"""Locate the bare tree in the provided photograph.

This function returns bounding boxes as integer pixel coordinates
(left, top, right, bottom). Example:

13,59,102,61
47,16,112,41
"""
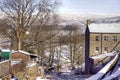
64,24,84,68
0,0,60,50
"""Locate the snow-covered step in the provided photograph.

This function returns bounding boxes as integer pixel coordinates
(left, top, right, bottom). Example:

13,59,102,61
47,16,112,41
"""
104,54,120,78
86,54,119,80
102,66,120,80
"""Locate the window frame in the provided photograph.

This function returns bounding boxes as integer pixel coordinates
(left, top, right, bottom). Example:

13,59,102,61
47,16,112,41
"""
104,36,108,41
95,47,99,52
113,36,117,41
95,36,99,41
104,47,108,51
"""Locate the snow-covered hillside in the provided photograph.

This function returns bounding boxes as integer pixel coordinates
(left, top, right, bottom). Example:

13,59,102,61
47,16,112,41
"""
59,13,120,25
93,16,120,23
58,13,120,34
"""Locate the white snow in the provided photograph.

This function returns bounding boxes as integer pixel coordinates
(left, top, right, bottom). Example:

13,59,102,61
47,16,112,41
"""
11,60,21,66
45,45,70,60
18,50,31,55
36,77,49,80
2,49,11,52
42,45,87,80
91,51,116,59
27,63,36,68
88,23,120,33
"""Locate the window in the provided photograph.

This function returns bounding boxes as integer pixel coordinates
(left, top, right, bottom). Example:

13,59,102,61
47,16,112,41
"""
104,47,108,53
113,36,117,41
95,36,99,41
104,47,108,51
104,36,108,41
95,47,99,52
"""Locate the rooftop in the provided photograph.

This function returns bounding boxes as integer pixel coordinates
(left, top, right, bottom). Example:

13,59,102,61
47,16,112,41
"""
88,23,120,33
12,50,38,57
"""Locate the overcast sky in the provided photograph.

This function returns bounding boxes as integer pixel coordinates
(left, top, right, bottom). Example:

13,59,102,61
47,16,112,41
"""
59,0,120,14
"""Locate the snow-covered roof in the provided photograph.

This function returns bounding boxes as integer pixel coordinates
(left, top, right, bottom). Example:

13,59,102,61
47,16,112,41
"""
88,23,120,33
12,50,31,55
90,51,116,59
13,50,38,57
2,49,11,52
18,50,31,55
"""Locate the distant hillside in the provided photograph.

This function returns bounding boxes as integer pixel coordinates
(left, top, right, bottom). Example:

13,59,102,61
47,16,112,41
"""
93,16,120,23
59,13,120,25
58,13,120,33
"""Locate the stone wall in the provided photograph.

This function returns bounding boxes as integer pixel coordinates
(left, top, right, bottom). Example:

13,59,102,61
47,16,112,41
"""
14,64,39,80
90,33,120,56
0,60,11,78
11,62,26,74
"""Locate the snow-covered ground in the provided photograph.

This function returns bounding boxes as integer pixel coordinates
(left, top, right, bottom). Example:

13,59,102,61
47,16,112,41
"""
53,68,87,80
27,62,37,68
42,45,87,79
36,77,49,80
43,62,88,80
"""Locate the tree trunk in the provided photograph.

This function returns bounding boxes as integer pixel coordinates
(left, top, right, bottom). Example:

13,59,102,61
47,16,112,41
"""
18,39,22,50
57,45,61,72
70,44,74,69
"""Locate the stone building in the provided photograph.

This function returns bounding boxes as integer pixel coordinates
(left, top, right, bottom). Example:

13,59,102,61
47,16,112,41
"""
85,23,120,74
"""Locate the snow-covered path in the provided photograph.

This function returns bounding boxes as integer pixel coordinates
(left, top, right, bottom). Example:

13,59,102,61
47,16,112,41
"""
44,63,88,80
53,72,87,80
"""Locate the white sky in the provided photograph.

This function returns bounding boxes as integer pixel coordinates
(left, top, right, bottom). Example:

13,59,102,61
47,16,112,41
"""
59,0,120,14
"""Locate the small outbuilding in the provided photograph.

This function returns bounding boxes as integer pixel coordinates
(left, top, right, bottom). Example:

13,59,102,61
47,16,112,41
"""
11,50,38,75
11,50,38,63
